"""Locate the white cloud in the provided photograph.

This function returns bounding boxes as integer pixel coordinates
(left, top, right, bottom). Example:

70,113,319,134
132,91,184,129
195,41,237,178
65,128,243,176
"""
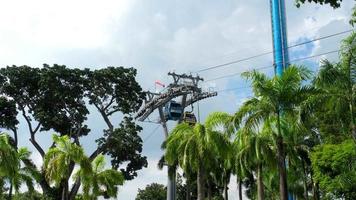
0,0,134,47
312,19,352,62
0,0,135,66
1,0,355,199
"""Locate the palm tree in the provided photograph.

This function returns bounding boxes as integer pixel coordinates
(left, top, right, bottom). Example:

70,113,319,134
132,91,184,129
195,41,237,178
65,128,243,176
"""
313,33,356,141
205,112,235,200
45,135,124,200
280,114,316,200
235,123,275,200
0,133,36,199
44,135,85,200
8,148,36,198
74,154,124,199
164,121,228,200
0,134,17,173
207,142,233,200
235,65,314,200
0,133,18,199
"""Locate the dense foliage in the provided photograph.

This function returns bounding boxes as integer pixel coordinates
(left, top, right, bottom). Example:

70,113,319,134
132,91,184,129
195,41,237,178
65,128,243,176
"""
0,65,145,199
135,174,200,200
295,0,356,25
135,183,166,200
1,5,356,199
310,140,356,199
295,0,343,8
0,134,38,200
163,33,356,200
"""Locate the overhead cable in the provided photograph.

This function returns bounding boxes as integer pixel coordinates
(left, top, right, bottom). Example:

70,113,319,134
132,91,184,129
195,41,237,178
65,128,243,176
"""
143,125,161,141
204,49,340,82
195,29,353,73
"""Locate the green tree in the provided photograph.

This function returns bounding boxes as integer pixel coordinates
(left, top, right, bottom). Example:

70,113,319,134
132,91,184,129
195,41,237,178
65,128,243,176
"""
75,154,124,199
295,0,342,8
236,126,275,200
176,173,197,200
290,33,356,200
135,183,166,200
205,112,235,200
44,135,86,200
295,0,356,25
313,33,356,141
135,175,194,200
0,134,36,200
0,98,18,146
164,121,228,200
310,139,356,199
0,133,17,199
302,32,356,200
235,65,314,200
279,115,314,200
12,191,52,200
45,135,125,200
0,65,146,199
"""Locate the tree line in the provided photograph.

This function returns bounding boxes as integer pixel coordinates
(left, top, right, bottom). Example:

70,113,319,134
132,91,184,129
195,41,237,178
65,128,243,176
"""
161,33,356,200
1,1,356,200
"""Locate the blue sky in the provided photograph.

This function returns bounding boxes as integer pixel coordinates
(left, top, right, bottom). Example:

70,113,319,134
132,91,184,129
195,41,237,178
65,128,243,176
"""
0,0,354,199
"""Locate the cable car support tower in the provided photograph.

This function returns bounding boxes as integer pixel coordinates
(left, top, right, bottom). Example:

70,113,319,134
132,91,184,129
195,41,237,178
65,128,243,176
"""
135,72,217,200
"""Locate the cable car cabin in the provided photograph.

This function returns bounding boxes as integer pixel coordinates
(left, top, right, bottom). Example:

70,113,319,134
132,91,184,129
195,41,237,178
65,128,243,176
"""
183,111,197,126
164,101,183,121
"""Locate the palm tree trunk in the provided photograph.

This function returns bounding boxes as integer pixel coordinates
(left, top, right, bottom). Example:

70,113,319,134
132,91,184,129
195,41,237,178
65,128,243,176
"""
8,182,13,200
69,179,81,200
197,165,205,200
223,180,228,200
40,171,59,199
186,178,191,200
310,170,319,200
207,181,212,200
238,178,243,200
349,101,356,141
167,167,176,200
312,182,320,200
277,111,288,200
277,136,288,200
11,128,18,149
346,57,356,141
302,161,308,200
257,163,265,200
62,187,68,200
61,180,69,200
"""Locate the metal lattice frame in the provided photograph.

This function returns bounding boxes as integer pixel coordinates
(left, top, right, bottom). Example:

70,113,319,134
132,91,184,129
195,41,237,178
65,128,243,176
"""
135,73,217,122
135,72,216,200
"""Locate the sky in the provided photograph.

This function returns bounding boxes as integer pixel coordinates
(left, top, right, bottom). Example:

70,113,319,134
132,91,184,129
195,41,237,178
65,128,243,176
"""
0,0,355,199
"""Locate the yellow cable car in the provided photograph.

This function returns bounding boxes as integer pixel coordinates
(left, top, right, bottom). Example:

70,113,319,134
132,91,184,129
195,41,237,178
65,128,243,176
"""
183,111,197,126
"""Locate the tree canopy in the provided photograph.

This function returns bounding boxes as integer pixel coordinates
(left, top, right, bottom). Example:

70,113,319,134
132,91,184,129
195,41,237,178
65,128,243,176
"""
311,140,356,199
295,0,356,25
0,64,146,199
295,0,343,8
135,183,166,200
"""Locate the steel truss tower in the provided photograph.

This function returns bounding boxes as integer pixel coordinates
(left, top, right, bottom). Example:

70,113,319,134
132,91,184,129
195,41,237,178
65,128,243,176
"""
135,72,217,200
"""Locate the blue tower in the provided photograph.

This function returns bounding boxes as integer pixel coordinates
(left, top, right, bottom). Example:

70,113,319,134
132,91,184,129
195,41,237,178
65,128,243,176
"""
270,0,293,200
270,0,290,76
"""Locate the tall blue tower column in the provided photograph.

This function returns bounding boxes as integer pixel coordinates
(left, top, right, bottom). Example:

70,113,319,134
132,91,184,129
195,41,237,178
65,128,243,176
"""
270,0,289,76
270,0,294,200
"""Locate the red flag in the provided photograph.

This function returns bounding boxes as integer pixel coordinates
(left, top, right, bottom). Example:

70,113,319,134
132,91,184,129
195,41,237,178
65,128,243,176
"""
155,80,165,87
